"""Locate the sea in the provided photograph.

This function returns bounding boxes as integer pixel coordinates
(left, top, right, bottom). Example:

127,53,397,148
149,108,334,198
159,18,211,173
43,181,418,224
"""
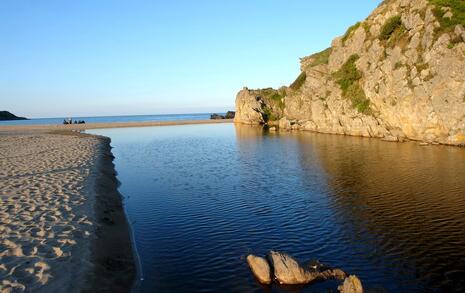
0,113,216,126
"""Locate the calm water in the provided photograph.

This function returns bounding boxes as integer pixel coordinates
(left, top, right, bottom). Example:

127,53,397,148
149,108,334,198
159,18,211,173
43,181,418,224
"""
88,124,465,293
0,113,216,125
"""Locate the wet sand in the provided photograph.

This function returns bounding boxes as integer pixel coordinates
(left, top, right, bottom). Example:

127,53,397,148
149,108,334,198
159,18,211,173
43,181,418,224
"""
0,132,134,292
0,119,233,133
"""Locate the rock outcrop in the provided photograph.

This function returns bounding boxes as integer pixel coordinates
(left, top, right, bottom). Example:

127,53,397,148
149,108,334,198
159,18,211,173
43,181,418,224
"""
246,254,272,284
339,275,364,293
210,111,235,120
247,251,347,286
0,111,27,121
234,0,465,146
269,251,346,285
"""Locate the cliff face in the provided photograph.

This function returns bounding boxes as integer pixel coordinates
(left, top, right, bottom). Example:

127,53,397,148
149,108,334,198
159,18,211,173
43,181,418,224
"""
234,0,465,146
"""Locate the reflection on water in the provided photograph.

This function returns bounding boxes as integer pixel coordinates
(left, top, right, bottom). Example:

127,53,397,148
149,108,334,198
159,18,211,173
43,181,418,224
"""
88,124,465,292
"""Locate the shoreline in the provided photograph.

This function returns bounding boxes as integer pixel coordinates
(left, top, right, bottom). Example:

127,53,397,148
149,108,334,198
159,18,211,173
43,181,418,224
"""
82,133,136,292
0,119,233,132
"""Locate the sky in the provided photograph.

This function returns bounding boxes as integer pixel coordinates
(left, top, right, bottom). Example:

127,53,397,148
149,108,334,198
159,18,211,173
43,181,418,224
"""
0,0,382,118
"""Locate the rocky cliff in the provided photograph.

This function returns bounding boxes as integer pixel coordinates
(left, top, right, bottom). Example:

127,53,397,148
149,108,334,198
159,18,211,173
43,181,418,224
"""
234,0,465,146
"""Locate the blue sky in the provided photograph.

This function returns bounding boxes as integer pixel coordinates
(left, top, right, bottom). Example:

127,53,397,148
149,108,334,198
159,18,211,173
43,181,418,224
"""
0,0,381,118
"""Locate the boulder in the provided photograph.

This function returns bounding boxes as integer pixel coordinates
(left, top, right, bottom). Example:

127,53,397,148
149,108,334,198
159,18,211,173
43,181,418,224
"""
339,275,364,293
269,251,347,285
270,251,314,284
246,254,272,284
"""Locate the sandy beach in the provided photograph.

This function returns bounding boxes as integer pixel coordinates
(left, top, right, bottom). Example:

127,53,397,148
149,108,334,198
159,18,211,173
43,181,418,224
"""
0,119,233,133
0,131,134,292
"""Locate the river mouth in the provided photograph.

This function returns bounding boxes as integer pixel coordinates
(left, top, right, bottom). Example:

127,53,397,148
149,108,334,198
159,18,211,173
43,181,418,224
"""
89,124,465,292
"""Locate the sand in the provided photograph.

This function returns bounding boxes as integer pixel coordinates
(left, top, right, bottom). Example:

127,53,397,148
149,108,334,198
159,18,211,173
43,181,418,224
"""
0,119,231,292
0,131,134,292
0,119,233,133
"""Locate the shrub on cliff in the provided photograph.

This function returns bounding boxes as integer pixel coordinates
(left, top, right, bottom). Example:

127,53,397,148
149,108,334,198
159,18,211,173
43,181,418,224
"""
379,15,402,40
333,55,362,92
333,54,371,114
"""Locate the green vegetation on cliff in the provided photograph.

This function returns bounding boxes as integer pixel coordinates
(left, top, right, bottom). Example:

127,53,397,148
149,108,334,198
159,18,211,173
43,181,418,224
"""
290,72,307,90
333,55,362,90
379,15,402,40
342,22,361,46
309,47,332,67
428,0,465,34
255,88,286,121
379,15,409,49
333,55,371,114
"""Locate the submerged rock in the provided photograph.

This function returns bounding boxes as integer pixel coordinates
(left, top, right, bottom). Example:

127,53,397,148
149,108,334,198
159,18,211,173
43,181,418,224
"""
246,254,272,284
339,275,364,293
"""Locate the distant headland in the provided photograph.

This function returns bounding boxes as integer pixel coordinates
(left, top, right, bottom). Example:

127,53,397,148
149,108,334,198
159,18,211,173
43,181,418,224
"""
0,111,28,121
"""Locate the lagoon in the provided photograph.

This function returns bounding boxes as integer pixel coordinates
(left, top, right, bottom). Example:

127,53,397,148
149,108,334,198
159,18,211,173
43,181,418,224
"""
88,124,465,292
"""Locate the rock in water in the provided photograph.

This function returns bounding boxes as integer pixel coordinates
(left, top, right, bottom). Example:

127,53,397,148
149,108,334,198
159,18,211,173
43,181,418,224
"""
246,255,272,284
339,275,364,293
269,251,347,285
270,251,315,284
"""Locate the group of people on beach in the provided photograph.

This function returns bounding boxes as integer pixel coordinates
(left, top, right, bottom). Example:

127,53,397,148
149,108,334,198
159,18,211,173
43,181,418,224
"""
63,118,85,125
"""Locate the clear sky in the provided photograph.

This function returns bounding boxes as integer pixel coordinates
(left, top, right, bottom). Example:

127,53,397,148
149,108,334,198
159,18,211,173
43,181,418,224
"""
0,0,381,118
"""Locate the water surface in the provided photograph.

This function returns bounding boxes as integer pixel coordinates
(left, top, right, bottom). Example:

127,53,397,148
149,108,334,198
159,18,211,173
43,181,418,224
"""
89,124,465,292
0,113,216,125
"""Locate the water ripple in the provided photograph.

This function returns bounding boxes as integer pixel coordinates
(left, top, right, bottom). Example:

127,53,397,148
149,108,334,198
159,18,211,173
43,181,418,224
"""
89,124,465,293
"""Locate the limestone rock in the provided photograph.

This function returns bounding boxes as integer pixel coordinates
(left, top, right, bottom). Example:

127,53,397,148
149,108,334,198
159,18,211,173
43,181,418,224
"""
246,254,272,284
339,275,364,293
234,0,465,146
270,251,314,284
269,251,347,285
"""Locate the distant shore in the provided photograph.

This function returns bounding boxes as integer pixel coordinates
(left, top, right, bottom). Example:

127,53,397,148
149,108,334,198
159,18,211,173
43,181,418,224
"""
0,118,233,132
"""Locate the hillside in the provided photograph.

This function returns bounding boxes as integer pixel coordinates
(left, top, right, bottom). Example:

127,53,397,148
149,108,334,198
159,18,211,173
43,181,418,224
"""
234,0,465,146
0,111,27,121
